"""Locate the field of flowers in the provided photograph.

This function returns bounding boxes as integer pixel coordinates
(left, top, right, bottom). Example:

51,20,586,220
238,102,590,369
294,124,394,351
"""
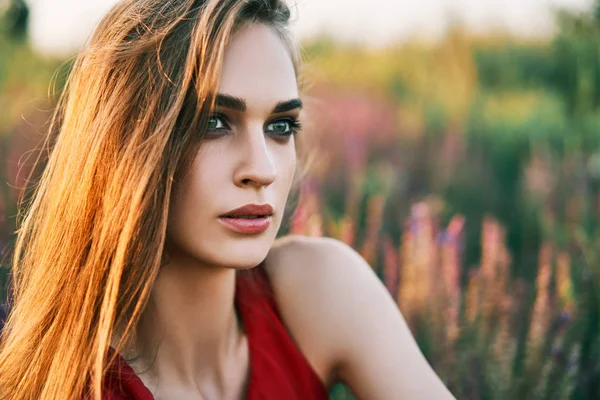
2,1,600,399
285,8,600,399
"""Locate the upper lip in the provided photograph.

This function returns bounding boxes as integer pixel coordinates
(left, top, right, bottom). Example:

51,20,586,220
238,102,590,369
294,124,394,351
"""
220,204,274,218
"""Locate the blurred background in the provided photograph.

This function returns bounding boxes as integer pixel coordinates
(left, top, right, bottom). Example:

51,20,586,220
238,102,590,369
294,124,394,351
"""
2,0,600,398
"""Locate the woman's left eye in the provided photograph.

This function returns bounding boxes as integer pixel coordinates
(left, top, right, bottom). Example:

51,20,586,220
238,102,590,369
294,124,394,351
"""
265,118,301,136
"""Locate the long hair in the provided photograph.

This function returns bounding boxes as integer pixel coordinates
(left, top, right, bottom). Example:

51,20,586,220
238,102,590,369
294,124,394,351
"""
0,1,297,399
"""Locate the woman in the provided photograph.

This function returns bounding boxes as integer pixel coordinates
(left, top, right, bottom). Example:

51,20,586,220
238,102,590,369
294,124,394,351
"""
0,0,456,399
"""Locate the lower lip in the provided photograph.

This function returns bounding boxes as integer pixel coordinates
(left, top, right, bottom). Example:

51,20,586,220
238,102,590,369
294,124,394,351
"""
218,216,272,234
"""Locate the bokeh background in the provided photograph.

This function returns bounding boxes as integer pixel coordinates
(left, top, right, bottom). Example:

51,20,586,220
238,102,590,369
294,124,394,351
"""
2,0,600,399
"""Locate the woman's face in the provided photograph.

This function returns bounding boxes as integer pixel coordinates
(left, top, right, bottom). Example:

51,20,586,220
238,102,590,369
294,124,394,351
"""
166,24,300,269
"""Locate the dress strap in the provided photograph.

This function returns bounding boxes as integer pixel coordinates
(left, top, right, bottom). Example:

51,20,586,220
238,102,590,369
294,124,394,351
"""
234,264,329,399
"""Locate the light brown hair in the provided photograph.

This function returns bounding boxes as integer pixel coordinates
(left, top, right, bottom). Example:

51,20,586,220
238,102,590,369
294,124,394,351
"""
0,1,298,398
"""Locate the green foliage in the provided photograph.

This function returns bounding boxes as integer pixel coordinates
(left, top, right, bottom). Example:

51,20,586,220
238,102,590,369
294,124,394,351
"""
474,44,555,90
1,0,28,42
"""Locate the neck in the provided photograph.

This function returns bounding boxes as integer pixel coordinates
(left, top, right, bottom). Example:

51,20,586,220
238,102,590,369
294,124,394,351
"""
131,250,248,395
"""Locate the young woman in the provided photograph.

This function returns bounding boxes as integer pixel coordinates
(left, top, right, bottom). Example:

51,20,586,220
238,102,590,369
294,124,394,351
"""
0,0,456,399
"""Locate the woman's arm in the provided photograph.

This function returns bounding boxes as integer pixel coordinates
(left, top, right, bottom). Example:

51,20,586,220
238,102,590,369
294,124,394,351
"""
265,235,456,400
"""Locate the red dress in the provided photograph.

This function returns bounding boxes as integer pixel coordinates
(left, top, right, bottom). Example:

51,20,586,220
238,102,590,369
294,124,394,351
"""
102,265,329,399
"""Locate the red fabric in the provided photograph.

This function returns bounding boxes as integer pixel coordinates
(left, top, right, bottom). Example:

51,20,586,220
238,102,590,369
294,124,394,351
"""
102,265,328,399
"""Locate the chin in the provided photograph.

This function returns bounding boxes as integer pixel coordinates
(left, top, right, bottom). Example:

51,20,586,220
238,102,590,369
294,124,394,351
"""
209,236,274,270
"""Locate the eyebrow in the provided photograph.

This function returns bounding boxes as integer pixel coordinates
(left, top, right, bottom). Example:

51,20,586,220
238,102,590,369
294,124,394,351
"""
272,98,303,113
215,94,246,111
214,93,303,114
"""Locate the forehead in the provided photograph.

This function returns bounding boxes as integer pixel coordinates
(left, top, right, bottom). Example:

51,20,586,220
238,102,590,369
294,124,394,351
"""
218,24,298,106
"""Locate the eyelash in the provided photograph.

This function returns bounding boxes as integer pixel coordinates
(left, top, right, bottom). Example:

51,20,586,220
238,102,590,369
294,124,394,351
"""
205,113,302,139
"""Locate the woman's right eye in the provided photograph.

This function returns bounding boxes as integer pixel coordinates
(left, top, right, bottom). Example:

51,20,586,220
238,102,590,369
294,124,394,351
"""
207,115,228,131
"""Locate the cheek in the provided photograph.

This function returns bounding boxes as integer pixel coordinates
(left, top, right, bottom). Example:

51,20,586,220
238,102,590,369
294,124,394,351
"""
275,143,297,190
167,149,225,234
166,171,202,242
185,143,234,199
172,155,208,212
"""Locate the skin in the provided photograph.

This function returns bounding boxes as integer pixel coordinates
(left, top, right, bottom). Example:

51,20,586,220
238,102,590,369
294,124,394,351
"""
133,23,299,399
264,236,457,399
132,23,456,400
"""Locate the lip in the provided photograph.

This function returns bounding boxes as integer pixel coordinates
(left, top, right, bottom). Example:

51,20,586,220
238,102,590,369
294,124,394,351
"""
218,204,274,235
220,204,274,218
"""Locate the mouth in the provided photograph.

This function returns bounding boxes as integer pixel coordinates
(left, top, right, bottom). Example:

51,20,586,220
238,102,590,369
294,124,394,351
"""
220,215,269,219
218,204,274,234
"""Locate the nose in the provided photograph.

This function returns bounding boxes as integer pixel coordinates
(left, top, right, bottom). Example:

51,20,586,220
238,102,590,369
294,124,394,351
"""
233,125,277,189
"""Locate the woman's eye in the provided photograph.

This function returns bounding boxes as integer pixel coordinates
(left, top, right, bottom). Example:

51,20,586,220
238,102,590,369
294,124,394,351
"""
267,121,290,133
265,119,300,136
207,115,227,131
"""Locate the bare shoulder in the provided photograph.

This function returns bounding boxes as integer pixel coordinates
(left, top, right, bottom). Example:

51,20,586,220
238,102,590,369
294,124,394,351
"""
263,235,456,400
261,235,351,388
264,234,358,282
